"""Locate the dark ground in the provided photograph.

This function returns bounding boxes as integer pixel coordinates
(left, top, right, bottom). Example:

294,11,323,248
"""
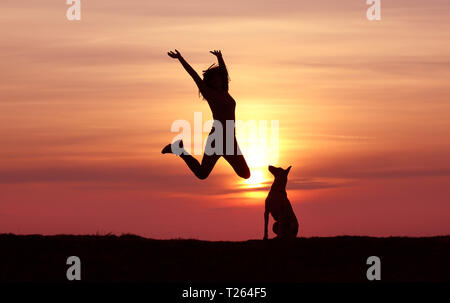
1,234,449,283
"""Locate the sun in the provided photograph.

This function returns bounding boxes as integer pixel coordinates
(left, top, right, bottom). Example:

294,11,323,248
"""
243,169,267,188
239,146,273,192
233,115,280,193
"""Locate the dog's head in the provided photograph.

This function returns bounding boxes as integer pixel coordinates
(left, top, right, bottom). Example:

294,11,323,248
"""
268,165,292,183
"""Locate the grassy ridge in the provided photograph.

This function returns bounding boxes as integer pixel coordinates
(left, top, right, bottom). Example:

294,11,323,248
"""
1,234,449,282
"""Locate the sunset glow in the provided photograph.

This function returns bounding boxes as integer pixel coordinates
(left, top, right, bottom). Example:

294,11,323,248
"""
1,0,450,240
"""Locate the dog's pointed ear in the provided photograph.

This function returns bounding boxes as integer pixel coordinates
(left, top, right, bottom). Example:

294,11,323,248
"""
286,166,292,173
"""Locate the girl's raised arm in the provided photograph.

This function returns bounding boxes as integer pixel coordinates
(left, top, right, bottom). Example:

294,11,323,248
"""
210,50,229,91
168,49,208,95
210,50,228,77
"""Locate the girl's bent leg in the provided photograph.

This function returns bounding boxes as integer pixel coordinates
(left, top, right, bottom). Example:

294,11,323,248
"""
180,152,220,180
223,154,251,179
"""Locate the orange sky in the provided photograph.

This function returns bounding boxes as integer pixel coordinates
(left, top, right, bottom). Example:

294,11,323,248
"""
1,0,450,240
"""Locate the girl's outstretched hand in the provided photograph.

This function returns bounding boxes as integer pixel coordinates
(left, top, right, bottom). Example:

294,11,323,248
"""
168,49,182,59
210,50,222,57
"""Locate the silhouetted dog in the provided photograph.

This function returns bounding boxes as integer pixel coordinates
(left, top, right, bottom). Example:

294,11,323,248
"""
264,165,299,239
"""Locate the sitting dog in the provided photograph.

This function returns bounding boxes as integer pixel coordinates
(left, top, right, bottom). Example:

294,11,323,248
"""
264,165,299,239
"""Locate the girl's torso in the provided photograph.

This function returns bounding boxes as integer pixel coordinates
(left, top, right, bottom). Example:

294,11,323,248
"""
205,90,236,124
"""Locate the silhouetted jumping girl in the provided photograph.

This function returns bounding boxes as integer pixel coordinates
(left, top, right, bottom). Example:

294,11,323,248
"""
162,49,250,180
